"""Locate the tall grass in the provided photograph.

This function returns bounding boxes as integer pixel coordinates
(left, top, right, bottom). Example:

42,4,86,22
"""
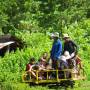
0,32,52,82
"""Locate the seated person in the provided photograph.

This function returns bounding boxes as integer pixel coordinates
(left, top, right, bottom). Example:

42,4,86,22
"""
38,58,47,70
38,52,48,70
37,53,50,79
75,55,82,75
26,57,37,79
38,52,52,69
59,56,69,70
42,52,48,60
76,55,82,69
63,51,80,77
58,52,71,79
64,51,73,69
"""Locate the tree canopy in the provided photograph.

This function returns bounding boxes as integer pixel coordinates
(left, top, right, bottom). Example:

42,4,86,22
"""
0,0,90,34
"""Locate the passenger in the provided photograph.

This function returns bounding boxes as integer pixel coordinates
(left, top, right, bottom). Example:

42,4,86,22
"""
63,34,77,56
75,55,82,75
63,33,78,69
37,57,47,79
59,56,69,70
38,52,53,79
38,57,47,70
38,52,48,70
64,51,79,78
50,32,62,69
64,51,74,69
70,53,82,76
26,57,37,79
58,51,71,79
26,57,35,71
64,51,77,70
76,55,82,69
42,52,53,69
42,52,48,60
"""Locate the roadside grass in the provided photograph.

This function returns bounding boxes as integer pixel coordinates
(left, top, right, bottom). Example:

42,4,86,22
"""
69,80,90,90
0,80,90,90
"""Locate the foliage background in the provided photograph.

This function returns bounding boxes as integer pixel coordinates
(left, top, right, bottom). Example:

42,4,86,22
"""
0,0,90,90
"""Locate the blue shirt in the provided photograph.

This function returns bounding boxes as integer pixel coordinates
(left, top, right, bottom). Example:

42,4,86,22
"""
50,39,62,60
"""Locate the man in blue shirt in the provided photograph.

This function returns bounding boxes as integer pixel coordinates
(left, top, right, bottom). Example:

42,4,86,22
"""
50,32,62,69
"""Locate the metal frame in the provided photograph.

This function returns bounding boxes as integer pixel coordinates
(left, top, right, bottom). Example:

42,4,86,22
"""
22,69,86,84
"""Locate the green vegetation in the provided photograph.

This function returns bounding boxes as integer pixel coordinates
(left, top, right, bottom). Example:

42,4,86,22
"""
0,0,90,90
0,33,52,82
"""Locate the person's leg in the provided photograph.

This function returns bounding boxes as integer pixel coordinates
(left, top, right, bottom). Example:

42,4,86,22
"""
52,60,55,69
52,60,58,69
30,71,37,79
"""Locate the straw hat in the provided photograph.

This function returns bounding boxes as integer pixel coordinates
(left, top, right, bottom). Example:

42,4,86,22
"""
63,34,70,38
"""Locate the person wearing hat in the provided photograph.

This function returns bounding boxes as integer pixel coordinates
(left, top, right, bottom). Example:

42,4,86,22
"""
59,51,70,69
63,34,77,55
58,51,71,79
50,32,62,69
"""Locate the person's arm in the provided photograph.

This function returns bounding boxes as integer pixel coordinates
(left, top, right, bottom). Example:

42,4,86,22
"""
71,40,78,54
54,42,62,60
71,40,77,48
63,42,66,53
29,65,37,78
29,66,33,71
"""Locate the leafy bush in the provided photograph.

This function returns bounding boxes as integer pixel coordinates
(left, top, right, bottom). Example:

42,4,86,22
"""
0,32,52,82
